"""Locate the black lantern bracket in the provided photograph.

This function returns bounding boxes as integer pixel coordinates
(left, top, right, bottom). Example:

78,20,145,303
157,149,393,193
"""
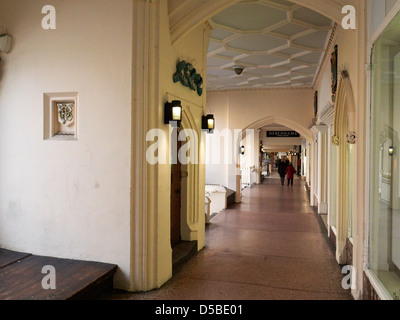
164,100,182,127
202,114,215,134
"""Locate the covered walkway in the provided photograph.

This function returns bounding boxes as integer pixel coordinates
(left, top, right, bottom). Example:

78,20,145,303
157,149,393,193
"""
102,176,352,300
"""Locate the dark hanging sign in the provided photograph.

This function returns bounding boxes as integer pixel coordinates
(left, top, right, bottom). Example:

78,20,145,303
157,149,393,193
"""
267,131,300,138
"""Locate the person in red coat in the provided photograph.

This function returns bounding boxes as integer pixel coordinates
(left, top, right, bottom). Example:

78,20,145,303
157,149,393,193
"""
285,163,297,186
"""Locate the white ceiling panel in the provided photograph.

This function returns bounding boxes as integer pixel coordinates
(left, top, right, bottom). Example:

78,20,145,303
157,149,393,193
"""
246,68,289,77
293,51,323,64
272,23,309,37
237,54,289,66
292,30,330,49
208,42,224,53
207,56,232,67
268,0,297,9
212,3,287,31
214,50,246,59
227,34,288,52
210,29,236,41
207,0,334,90
292,6,332,27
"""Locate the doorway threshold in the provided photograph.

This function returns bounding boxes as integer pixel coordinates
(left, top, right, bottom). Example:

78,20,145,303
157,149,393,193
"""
172,241,197,274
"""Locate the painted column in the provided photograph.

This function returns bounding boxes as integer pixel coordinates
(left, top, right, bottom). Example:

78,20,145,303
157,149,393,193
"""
309,141,315,207
131,0,158,291
131,0,171,292
318,127,329,214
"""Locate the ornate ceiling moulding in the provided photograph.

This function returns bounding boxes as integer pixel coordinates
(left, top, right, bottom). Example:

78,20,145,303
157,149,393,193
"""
313,23,338,88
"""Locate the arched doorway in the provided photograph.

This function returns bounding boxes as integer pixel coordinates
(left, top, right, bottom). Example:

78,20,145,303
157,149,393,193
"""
176,104,203,247
331,70,356,265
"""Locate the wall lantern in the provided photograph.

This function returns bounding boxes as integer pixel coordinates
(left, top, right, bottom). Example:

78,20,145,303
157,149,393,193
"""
389,146,394,157
164,100,182,127
240,146,245,155
202,114,215,133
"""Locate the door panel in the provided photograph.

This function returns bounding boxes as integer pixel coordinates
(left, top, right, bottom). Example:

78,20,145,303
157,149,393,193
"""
170,138,181,248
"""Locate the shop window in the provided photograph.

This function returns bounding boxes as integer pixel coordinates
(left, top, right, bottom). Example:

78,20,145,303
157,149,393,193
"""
348,144,354,239
329,138,338,231
369,12,400,299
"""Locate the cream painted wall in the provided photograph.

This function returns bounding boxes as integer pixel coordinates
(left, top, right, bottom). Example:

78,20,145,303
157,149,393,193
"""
224,89,314,131
312,3,369,299
206,89,314,189
152,1,209,287
316,61,333,112
0,0,132,289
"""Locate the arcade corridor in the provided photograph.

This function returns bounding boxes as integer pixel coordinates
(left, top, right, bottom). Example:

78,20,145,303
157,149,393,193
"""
101,176,352,300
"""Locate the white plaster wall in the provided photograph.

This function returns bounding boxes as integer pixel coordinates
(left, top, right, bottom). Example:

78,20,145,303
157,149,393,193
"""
317,62,332,112
0,0,132,289
205,92,229,187
223,89,314,131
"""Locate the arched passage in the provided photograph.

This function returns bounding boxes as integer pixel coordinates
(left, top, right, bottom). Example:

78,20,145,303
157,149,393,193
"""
234,115,313,203
169,0,354,44
243,116,312,141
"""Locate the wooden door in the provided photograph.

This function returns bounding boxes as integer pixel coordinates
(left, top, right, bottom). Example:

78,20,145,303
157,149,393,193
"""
170,139,182,248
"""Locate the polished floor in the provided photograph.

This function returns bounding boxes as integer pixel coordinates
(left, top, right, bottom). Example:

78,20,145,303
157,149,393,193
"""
101,174,352,300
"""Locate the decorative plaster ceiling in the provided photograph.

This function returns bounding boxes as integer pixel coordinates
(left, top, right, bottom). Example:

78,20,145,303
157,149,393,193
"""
207,0,334,91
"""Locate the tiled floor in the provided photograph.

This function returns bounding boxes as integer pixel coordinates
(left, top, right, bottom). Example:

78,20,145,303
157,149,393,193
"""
101,175,352,300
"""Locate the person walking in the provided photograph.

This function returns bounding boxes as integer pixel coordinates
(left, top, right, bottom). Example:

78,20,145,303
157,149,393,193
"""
278,160,287,186
285,162,296,186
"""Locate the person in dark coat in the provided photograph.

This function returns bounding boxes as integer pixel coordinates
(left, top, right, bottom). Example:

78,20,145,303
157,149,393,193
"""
276,158,281,168
278,160,287,186
285,162,297,186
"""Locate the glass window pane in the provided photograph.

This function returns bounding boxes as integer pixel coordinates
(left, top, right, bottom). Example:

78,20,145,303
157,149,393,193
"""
348,144,354,238
330,138,337,229
370,12,400,299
